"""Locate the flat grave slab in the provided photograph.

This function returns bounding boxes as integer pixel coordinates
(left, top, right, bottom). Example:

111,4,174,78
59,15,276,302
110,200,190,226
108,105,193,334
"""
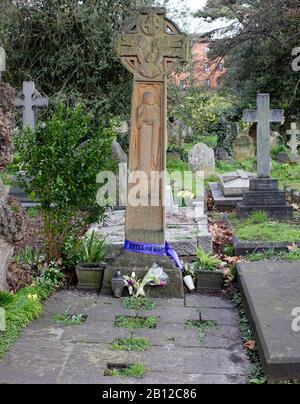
91,207,212,257
209,182,243,208
237,261,300,381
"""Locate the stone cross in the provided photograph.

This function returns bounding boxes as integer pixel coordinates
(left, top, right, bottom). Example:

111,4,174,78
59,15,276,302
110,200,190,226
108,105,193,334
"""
243,94,284,178
0,46,5,82
115,8,188,244
287,122,300,160
16,81,48,130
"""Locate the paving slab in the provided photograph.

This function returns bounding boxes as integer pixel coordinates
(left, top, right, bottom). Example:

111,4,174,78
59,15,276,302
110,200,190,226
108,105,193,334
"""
0,291,251,384
238,261,300,381
184,347,251,376
185,293,234,309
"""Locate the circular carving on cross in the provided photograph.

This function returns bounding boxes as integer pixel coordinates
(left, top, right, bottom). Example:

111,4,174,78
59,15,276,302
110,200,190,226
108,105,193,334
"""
115,8,189,80
141,10,163,36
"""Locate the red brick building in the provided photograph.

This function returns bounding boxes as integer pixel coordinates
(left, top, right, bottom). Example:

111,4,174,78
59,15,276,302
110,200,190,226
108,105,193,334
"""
175,37,226,90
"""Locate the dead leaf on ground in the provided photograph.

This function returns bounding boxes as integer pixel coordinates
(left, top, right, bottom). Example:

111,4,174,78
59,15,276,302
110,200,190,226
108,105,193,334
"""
244,340,256,350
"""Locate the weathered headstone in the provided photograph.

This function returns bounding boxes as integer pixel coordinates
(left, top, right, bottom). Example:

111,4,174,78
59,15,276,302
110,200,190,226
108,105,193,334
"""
237,94,293,219
270,131,282,148
233,131,255,161
16,81,48,130
287,122,300,162
102,8,189,298
188,143,215,177
116,121,129,135
111,140,127,164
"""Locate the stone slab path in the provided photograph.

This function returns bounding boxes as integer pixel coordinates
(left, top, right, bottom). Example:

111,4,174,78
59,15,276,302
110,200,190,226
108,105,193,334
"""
0,291,251,384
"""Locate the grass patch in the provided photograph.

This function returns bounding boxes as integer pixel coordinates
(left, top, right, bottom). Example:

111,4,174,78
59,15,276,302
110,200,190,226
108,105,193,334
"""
230,212,300,243
52,311,87,326
122,297,156,311
185,319,218,343
111,337,150,352
104,363,145,378
236,221,300,243
114,315,158,329
246,248,300,262
0,266,64,359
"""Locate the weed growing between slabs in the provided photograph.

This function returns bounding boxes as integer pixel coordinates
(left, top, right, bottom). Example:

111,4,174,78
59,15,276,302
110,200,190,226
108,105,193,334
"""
111,337,151,352
104,363,146,378
52,309,87,326
122,297,156,311
185,319,218,344
114,315,158,329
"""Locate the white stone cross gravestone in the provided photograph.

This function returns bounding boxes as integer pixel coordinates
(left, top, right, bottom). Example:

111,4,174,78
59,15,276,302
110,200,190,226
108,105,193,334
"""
16,81,48,130
0,46,5,81
243,94,284,178
287,122,300,161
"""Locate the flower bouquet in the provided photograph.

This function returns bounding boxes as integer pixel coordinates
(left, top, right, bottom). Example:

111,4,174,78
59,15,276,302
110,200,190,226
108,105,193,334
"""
123,264,169,298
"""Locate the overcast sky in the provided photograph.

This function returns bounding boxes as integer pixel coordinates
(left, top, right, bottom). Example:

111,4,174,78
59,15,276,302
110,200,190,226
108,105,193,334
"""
165,0,229,34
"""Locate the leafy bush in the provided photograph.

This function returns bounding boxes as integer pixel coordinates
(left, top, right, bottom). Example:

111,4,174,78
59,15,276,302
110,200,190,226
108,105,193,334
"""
173,89,239,154
195,248,221,272
0,266,64,358
271,145,288,159
0,0,157,118
16,105,115,262
14,246,42,270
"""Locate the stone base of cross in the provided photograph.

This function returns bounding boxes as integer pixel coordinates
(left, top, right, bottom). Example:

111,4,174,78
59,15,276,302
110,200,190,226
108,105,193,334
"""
237,94,293,220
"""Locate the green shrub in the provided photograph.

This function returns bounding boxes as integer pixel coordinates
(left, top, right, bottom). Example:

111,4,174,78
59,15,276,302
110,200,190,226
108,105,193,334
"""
271,144,288,159
16,104,115,262
82,231,109,263
62,231,109,268
195,248,221,272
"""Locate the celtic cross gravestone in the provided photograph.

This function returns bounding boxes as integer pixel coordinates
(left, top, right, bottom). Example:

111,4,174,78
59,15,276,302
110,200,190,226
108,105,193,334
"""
115,7,188,245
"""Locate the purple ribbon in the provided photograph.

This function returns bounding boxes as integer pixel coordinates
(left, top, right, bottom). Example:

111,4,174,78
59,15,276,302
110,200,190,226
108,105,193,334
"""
124,240,183,270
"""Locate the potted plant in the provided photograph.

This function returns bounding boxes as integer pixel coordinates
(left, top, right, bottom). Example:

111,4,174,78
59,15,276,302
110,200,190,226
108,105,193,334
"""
194,248,223,292
76,231,109,290
183,263,196,293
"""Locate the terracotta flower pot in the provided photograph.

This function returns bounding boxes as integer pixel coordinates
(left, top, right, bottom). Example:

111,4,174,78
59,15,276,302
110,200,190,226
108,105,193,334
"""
76,263,106,290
